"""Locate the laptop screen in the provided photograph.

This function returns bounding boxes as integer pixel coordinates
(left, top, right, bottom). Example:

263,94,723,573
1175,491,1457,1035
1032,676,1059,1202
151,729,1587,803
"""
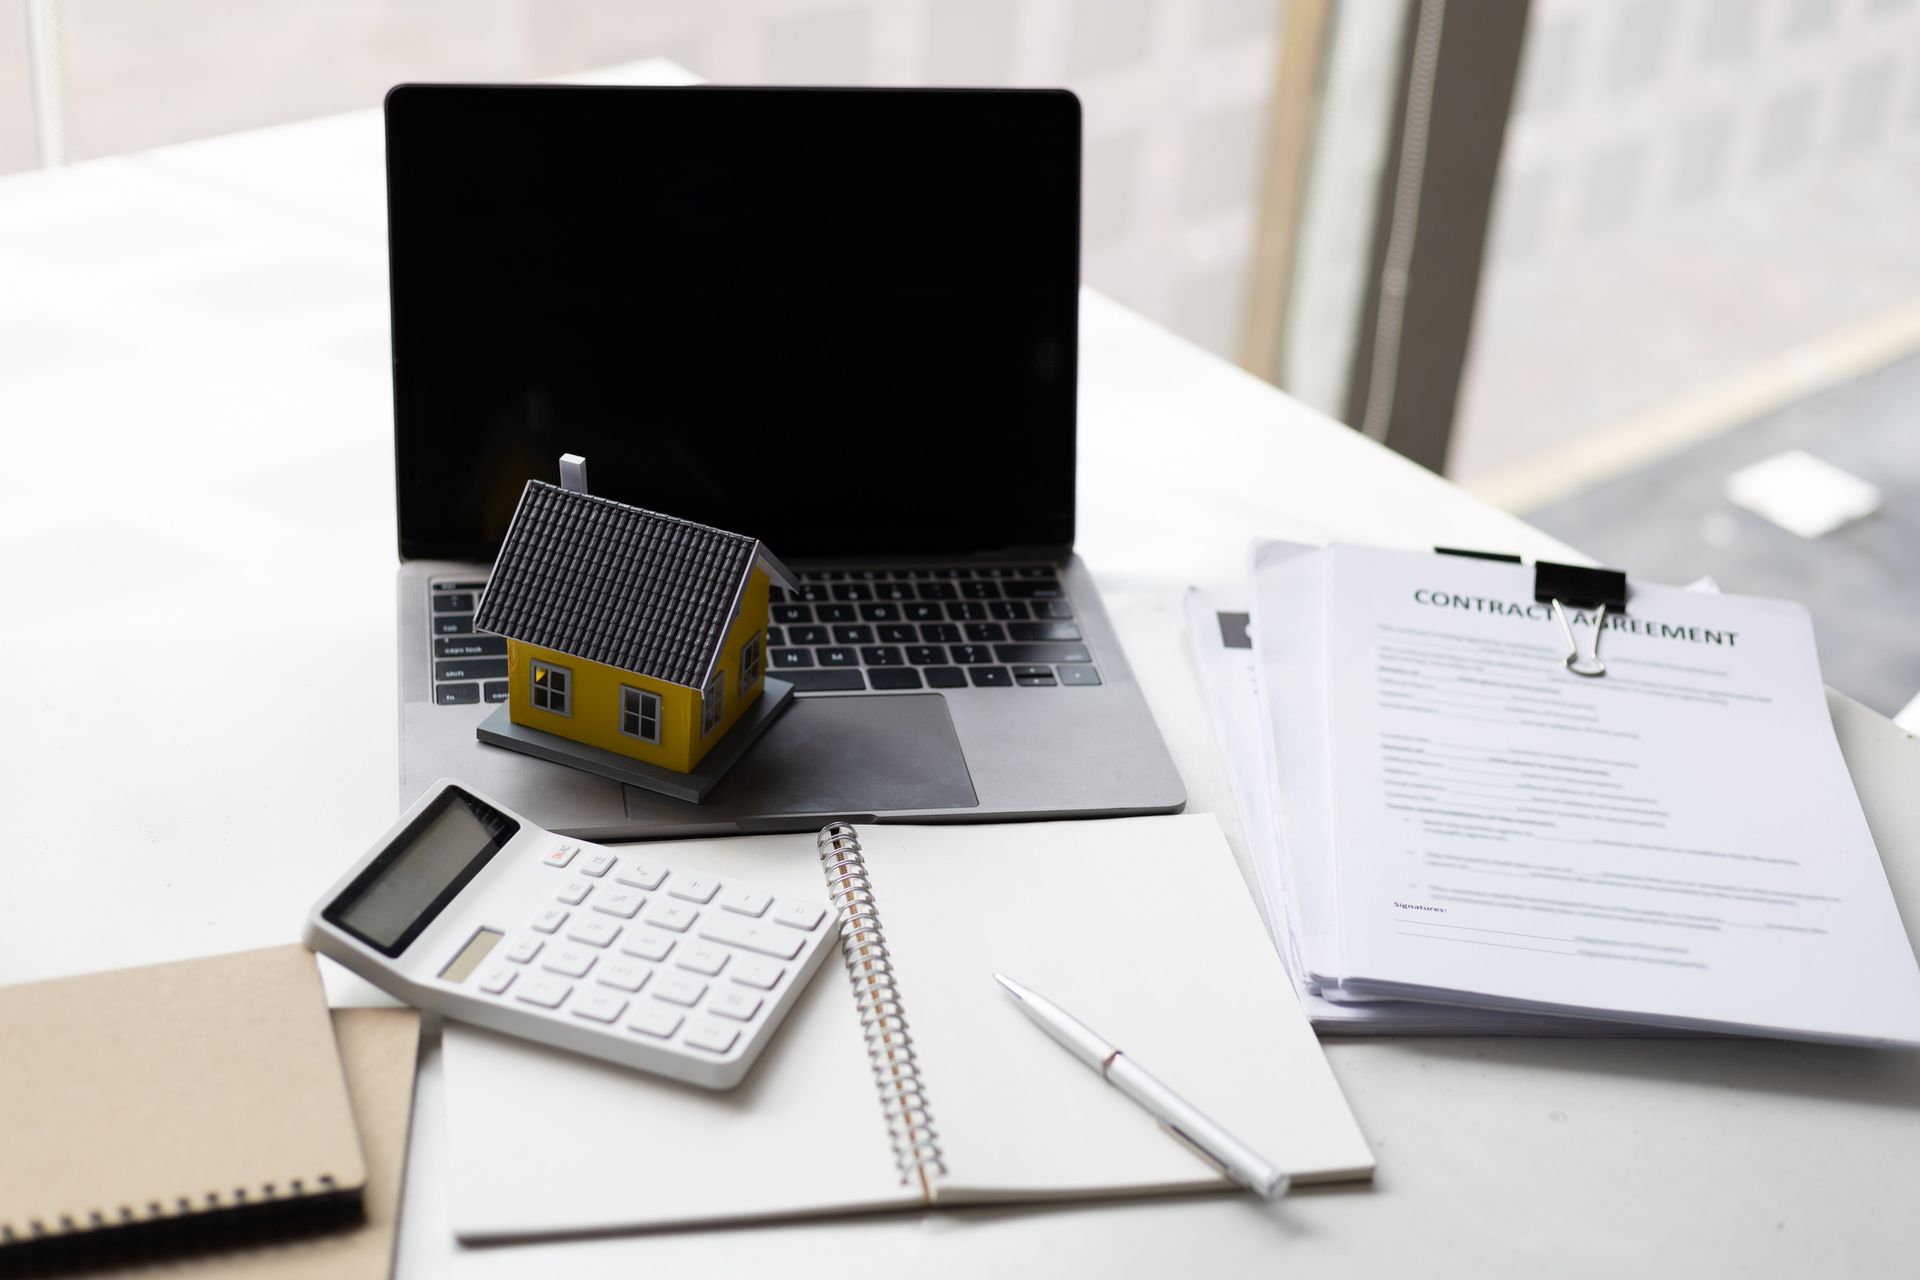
386,85,1080,564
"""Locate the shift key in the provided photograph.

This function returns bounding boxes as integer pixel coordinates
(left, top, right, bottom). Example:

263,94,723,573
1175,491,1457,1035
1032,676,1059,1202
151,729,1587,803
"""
697,913,807,960
992,642,1091,665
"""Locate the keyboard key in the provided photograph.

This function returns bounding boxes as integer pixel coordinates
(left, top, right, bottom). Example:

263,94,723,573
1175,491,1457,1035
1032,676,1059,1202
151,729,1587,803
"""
960,580,1000,599
831,583,873,601
1058,664,1103,686
993,643,1092,664
979,566,1011,579
567,917,621,948
541,843,577,869
514,976,571,1008
580,850,617,878
951,644,992,665
924,666,966,688
832,625,875,645
772,647,814,668
435,683,479,705
920,623,960,643
970,666,1013,687
989,600,1031,620
432,580,486,591
773,604,811,624
478,966,516,995
697,913,807,960
946,601,988,621
504,936,543,964
859,603,901,622
483,680,510,703
667,874,721,904
711,989,763,1021
869,669,924,690
597,960,651,992
593,888,645,919
767,625,785,646
907,645,946,665
785,670,866,692
432,592,474,611
1002,580,1064,599
774,901,827,931
571,990,627,1023
1035,599,1075,619
434,636,507,658
964,622,1007,643
620,930,676,962
877,582,915,600
793,584,828,602
905,602,943,622
850,568,886,580
555,878,593,906
435,658,507,681
644,901,700,932
861,646,904,666
816,603,857,623
677,944,730,976
790,625,829,645
433,614,474,636
730,957,786,989
614,861,667,890
684,1021,740,1054
1009,621,1083,642
877,623,917,644
1015,666,1058,687
918,580,958,600
1017,566,1054,577
655,974,708,1006
626,1004,683,1039
531,906,569,933
542,946,596,977
817,647,858,667
721,886,773,917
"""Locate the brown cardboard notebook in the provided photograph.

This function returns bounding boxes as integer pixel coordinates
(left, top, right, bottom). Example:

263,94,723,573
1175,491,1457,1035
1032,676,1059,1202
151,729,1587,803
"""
0,946,368,1268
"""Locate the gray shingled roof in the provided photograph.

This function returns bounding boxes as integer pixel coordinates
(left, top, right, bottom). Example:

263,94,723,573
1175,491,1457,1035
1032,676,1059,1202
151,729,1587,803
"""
473,482,760,689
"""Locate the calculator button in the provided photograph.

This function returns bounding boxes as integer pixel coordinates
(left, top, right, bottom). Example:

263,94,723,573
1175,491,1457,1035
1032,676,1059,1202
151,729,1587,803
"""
542,946,596,978
570,990,627,1023
721,887,773,917
676,945,729,976
504,936,543,964
567,917,622,949
596,961,651,992
620,930,677,962
514,976,571,1008
478,966,516,995
579,850,617,878
697,913,806,960
773,901,826,931
556,879,593,906
592,889,645,919
666,874,720,904
684,1021,740,1054
531,906,569,933
655,974,707,1006
644,901,700,933
729,957,785,990
614,862,668,891
541,845,576,870
627,1004,684,1039
711,989,762,1021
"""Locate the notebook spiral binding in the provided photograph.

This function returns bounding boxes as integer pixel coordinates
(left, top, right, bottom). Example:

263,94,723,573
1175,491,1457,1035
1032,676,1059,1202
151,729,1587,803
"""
817,822,946,1198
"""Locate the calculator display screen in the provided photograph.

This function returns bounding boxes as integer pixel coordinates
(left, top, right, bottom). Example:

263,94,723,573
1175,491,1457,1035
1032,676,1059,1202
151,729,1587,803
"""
326,787,518,957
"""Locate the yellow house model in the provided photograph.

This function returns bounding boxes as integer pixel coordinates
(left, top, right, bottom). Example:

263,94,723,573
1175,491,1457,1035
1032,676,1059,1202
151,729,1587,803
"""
472,471,796,775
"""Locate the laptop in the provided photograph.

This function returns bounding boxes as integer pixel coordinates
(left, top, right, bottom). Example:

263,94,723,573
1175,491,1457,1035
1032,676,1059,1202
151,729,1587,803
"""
388,83,1186,838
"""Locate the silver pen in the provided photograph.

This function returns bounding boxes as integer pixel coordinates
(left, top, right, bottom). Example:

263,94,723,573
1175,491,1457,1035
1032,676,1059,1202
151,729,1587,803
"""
993,974,1289,1200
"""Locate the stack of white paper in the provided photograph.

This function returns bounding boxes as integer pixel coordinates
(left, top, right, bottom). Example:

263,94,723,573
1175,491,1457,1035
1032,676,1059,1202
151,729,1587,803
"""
1190,541,1920,1045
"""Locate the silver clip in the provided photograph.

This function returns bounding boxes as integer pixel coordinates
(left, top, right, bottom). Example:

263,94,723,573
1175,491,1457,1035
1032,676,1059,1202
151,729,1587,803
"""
1550,600,1608,678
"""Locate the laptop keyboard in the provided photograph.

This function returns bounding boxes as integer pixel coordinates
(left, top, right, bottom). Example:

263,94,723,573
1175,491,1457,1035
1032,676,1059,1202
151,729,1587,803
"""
427,566,1099,706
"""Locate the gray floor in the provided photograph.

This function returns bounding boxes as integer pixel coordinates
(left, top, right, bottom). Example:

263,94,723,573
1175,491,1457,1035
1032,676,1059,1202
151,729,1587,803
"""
1524,351,1920,718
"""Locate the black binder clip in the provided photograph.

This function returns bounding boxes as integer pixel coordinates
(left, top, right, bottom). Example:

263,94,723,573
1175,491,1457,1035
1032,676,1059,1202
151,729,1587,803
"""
1534,561,1628,678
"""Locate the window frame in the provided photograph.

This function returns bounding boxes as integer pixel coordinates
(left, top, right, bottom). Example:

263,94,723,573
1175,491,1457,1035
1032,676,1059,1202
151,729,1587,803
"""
701,670,723,737
738,631,763,696
619,685,662,745
529,658,572,716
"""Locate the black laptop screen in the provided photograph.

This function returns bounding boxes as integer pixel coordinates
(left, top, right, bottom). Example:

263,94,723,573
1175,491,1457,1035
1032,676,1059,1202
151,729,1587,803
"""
386,85,1081,563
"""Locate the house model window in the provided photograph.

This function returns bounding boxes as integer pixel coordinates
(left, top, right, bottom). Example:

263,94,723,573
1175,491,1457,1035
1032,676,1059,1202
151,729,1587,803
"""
739,632,763,696
530,660,571,716
702,671,723,737
621,686,662,745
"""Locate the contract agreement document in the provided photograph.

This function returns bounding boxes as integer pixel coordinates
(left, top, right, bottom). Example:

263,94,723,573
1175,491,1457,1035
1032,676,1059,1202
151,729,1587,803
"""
1320,543,1920,1046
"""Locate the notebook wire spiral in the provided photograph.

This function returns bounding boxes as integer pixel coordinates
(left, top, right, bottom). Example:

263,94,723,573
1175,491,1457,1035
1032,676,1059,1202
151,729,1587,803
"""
817,821,946,1201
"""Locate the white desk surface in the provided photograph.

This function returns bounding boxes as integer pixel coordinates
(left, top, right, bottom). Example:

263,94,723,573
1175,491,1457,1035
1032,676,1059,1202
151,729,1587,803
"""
4,90,1919,1279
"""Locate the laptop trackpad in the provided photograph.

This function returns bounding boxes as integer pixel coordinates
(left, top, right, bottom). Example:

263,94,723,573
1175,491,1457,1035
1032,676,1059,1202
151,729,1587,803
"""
622,693,977,826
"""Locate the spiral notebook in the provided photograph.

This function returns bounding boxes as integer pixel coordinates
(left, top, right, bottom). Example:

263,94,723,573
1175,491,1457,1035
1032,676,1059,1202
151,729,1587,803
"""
443,813,1374,1238
0,945,368,1268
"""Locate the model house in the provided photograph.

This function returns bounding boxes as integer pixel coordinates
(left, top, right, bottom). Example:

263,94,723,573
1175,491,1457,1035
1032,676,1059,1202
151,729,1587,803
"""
472,470,796,775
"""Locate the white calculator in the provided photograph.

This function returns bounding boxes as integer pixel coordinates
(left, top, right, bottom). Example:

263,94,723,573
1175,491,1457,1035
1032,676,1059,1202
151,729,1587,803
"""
304,779,837,1089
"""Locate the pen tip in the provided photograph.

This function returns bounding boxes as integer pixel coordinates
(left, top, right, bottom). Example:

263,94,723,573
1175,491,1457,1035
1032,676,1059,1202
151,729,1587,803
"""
992,973,1019,995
